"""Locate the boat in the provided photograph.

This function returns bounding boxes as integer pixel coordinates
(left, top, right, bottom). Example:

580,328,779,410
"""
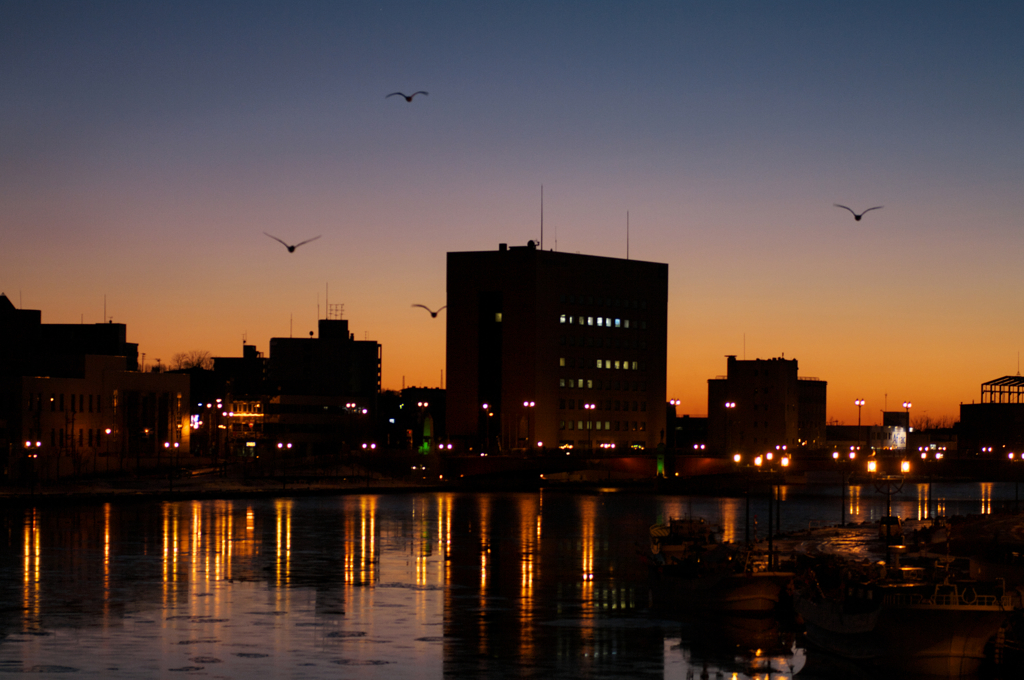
793,559,1021,676
646,518,789,613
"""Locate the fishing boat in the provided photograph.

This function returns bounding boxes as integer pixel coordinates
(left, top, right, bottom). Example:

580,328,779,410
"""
646,518,789,613
794,561,1020,676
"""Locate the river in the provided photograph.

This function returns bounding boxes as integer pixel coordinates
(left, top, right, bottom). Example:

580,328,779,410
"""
1,482,1020,678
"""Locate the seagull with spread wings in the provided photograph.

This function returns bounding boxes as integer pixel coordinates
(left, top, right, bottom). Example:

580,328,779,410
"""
387,91,428,102
264,233,321,253
412,304,446,318
834,204,883,221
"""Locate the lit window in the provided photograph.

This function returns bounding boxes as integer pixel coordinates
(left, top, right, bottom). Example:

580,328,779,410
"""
587,316,594,326
560,357,565,367
615,319,621,328
560,314,566,324
560,378,566,388
624,320,630,328
596,359,603,368
614,360,621,370
579,316,584,325
632,361,638,370
495,313,502,322
577,421,584,430
597,317,603,327
595,421,602,430
587,380,593,389
605,318,611,326
568,379,574,388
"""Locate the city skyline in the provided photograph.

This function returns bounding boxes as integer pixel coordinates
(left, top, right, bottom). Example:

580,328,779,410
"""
3,1,1022,424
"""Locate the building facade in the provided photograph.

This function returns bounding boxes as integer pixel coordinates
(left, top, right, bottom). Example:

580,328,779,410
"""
264,317,381,455
1,294,188,479
446,242,668,453
960,375,1024,457
707,356,827,457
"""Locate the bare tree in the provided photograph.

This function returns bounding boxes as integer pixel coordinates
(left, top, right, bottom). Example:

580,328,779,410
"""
912,414,958,431
171,350,213,371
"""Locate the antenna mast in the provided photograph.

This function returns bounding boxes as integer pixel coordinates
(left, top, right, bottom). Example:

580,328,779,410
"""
540,185,544,250
626,211,630,260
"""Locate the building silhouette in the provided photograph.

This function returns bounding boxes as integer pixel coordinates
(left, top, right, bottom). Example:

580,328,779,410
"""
446,242,668,453
0,293,188,480
707,355,826,457
960,375,1024,457
263,317,381,455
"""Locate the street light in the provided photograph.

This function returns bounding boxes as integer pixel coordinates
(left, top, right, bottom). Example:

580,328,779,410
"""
855,399,865,454
754,450,786,570
523,401,535,449
481,403,493,452
723,401,736,457
584,403,595,450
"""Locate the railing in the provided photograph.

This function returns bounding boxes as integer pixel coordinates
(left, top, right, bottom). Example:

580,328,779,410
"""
883,588,1012,609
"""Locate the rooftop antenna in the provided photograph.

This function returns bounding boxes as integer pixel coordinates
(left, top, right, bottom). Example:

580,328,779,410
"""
290,313,293,338
626,211,630,260
103,295,106,323
540,185,544,250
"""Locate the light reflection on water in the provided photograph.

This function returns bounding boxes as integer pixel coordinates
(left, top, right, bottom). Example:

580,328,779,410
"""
0,483,1020,678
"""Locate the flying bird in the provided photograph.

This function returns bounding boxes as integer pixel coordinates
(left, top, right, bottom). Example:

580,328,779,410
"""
412,304,446,318
387,91,428,102
834,204,883,221
264,233,321,253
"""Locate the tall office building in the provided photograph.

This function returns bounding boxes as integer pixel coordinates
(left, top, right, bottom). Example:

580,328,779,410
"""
446,242,668,453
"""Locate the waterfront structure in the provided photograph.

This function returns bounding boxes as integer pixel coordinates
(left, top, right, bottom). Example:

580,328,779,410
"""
707,356,826,457
826,424,908,455
960,375,1024,457
446,242,668,452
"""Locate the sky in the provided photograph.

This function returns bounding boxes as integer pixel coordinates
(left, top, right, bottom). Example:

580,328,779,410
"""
2,1,1023,425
